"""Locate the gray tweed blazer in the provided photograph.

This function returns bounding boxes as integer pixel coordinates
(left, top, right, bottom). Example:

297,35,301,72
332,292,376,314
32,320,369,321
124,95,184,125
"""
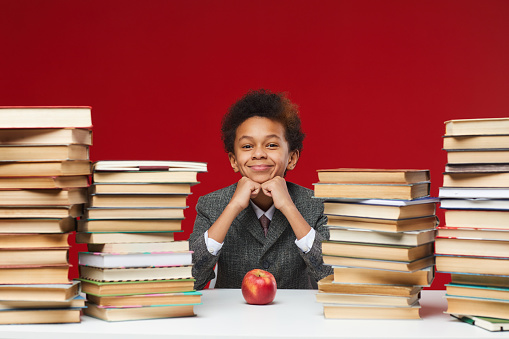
189,181,333,290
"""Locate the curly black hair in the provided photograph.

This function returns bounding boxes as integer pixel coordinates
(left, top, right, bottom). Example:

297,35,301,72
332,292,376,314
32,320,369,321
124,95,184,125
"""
221,89,305,154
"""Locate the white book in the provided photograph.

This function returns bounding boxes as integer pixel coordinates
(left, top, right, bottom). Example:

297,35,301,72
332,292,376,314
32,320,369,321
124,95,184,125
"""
323,197,439,206
440,199,509,210
79,251,192,268
94,160,207,172
439,187,509,199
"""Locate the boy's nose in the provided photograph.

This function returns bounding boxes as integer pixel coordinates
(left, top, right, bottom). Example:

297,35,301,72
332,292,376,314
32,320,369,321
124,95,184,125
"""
252,147,267,159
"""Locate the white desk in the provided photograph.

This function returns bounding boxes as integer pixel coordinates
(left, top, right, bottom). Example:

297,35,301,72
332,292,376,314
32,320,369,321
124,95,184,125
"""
0,290,506,338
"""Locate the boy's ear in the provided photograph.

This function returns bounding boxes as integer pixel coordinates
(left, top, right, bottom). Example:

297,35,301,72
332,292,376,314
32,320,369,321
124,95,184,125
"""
228,152,240,172
286,150,300,171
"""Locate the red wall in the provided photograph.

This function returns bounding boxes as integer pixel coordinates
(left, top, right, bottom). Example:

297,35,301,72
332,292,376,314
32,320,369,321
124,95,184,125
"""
1,0,509,289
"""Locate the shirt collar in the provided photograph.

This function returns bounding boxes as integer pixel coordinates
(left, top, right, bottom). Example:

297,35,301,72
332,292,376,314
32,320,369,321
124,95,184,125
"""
250,200,275,221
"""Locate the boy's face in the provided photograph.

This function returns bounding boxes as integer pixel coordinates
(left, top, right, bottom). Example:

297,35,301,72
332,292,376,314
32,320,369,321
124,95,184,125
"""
229,116,299,184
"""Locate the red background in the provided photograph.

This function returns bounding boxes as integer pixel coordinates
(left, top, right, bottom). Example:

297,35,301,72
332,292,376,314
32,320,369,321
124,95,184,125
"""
1,0,509,289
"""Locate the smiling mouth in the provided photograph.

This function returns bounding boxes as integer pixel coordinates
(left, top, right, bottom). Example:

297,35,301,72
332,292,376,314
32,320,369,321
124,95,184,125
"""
249,165,272,171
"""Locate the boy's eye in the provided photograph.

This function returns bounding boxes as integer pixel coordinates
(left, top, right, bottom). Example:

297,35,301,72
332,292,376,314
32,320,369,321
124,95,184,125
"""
267,143,278,149
241,144,253,149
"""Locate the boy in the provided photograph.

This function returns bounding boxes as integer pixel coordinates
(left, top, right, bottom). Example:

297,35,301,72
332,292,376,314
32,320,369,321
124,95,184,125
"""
189,89,332,289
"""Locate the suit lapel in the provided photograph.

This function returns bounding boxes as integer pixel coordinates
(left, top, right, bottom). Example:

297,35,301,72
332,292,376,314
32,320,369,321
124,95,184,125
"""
261,209,289,254
236,205,266,245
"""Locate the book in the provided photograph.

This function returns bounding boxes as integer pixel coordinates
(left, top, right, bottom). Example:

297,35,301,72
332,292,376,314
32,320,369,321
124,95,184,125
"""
324,201,436,220
85,207,185,219
0,248,69,265
0,264,70,284
316,291,419,306
322,303,421,319
0,218,76,233
87,291,201,307
91,183,192,194
446,149,509,164
445,163,509,173
317,275,422,297
0,160,91,177
435,238,509,257
0,188,87,206
84,302,196,321
0,281,79,301
316,169,430,184
78,219,182,232
0,175,89,189
437,227,509,241
87,241,189,253
0,128,92,145
451,273,509,288
0,144,89,161
0,233,70,248
443,134,509,150
326,215,437,233
0,106,92,128
436,255,509,276
323,255,434,272
445,118,509,136
0,308,82,324
79,278,195,296
313,182,430,200
89,194,188,208
333,267,434,286
93,171,200,184
328,228,435,246
440,199,509,210
445,210,509,229
79,251,192,268
446,295,509,320
94,160,207,172
446,283,509,300
322,241,433,261
79,265,193,282
439,187,509,199
443,172,509,187
0,205,83,218
0,294,85,310
451,314,509,332
76,232,176,244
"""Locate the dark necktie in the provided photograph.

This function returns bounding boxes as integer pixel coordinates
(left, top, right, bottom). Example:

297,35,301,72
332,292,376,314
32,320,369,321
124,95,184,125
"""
259,214,270,237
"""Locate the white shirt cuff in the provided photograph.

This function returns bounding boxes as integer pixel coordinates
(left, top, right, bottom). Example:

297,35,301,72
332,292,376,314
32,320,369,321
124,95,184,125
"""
204,231,223,256
294,228,315,254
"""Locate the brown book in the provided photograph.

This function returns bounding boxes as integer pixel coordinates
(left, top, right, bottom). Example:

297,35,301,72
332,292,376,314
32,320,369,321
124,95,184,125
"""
324,201,436,220
0,309,81,324
443,172,509,187
0,218,76,233
0,128,92,145
328,228,435,246
322,241,433,261
0,106,92,128
0,205,83,218
0,233,70,248
445,210,509,229
436,255,509,276
91,183,192,194
326,215,437,233
0,281,79,301
446,296,509,320
85,207,185,219
333,267,434,286
89,194,188,208
316,291,419,306
0,160,91,177
451,273,509,289
445,163,509,173
0,296,85,310
323,304,421,319
84,302,195,321
79,278,195,296
317,275,422,297
317,168,430,184
0,188,87,206
445,118,509,136
87,241,189,253
446,283,509,300
446,149,509,164
314,182,430,200
93,171,199,184
0,144,89,161
0,248,69,265
437,227,509,241
323,255,434,272
87,291,201,307
0,176,89,189
443,135,509,150
0,264,70,284
436,237,509,257
76,232,175,244
78,219,182,232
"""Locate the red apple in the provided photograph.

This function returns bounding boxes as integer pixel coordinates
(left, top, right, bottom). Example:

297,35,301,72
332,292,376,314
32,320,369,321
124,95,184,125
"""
241,269,277,305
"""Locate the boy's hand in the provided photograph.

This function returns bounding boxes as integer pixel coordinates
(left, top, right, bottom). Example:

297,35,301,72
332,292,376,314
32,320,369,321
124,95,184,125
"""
261,176,294,212
229,177,261,212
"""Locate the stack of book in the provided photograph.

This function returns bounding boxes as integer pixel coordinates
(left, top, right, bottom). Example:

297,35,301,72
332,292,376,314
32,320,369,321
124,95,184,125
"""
78,160,206,321
0,106,92,324
437,118,509,328
313,168,438,319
